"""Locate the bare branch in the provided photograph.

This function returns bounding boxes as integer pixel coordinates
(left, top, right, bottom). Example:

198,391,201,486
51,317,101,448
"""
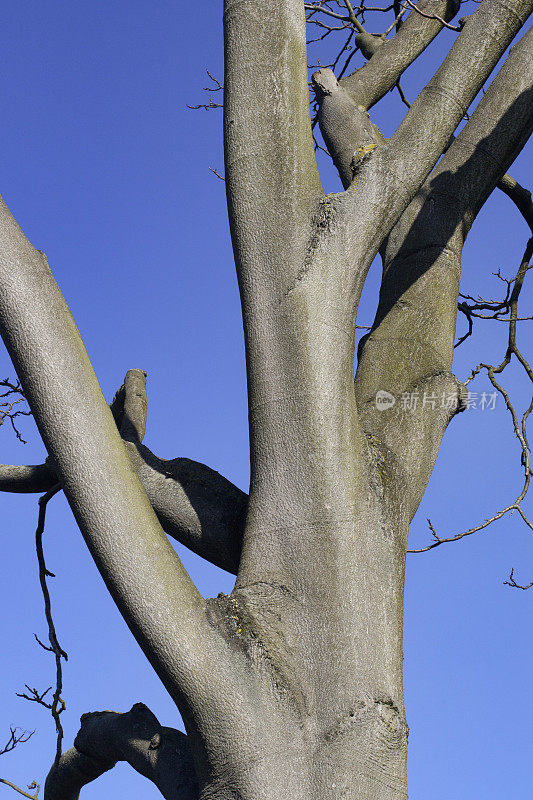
34,485,67,764
339,0,462,110
504,568,533,590
208,167,225,181
409,239,533,551
0,464,56,494
0,379,31,444
44,704,198,800
186,69,223,110
355,26,533,520
119,369,147,442
16,686,53,710
0,370,247,575
0,778,40,799
498,174,533,233
385,0,533,216
0,729,34,757
0,729,39,800
0,196,238,717
403,0,461,31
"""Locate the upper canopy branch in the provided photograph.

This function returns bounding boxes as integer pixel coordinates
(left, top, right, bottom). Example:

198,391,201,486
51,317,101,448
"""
332,0,533,279
384,0,533,202
355,23,533,517
340,0,461,110
224,0,322,292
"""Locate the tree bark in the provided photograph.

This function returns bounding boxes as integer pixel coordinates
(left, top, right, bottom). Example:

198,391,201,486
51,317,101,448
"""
0,1,532,798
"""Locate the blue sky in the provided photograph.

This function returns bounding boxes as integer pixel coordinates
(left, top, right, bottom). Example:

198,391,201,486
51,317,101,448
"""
0,2,531,798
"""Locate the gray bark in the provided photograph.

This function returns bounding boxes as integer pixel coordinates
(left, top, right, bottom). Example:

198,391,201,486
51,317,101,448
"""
0,370,246,574
0,1,532,798
44,704,197,800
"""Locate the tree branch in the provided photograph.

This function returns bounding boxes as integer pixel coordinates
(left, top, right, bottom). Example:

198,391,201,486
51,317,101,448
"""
44,703,198,800
498,173,533,232
0,198,239,712
0,778,39,799
0,378,30,443
119,368,148,442
0,463,56,493
340,0,461,110
224,0,322,292
312,68,385,188
0,729,38,799
355,24,533,518
0,370,246,575
386,0,533,205
34,485,67,764
309,0,532,338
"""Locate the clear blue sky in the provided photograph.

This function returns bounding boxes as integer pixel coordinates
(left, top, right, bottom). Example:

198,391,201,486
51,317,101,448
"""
0,2,531,798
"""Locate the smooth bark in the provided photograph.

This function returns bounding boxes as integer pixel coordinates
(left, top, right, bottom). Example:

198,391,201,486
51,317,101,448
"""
0,2,531,798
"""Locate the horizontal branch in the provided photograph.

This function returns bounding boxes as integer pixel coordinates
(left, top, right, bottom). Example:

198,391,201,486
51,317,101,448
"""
0,369,246,575
0,462,55,493
44,703,198,800
0,446,245,575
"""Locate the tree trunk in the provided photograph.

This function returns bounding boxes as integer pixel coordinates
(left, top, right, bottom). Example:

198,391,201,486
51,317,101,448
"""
0,0,532,798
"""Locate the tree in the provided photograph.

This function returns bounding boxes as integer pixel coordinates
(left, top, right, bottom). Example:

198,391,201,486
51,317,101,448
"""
0,1,532,798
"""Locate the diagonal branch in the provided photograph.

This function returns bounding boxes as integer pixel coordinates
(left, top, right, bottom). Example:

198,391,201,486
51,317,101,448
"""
311,0,532,326
355,24,533,518
0,196,239,713
44,703,198,800
385,0,533,205
498,174,533,232
340,0,461,110
0,779,39,799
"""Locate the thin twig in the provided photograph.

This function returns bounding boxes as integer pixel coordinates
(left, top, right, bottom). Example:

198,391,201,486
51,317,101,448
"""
0,729,39,799
0,379,31,444
209,167,225,181
187,69,224,110
0,778,40,799
503,568,532,590
0,729,34,757
410,238,533,555
402,0,462,30
34,484,67,765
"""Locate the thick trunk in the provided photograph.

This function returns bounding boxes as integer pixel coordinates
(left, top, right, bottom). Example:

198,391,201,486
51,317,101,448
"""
185,239,409,797
192,505,409,800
